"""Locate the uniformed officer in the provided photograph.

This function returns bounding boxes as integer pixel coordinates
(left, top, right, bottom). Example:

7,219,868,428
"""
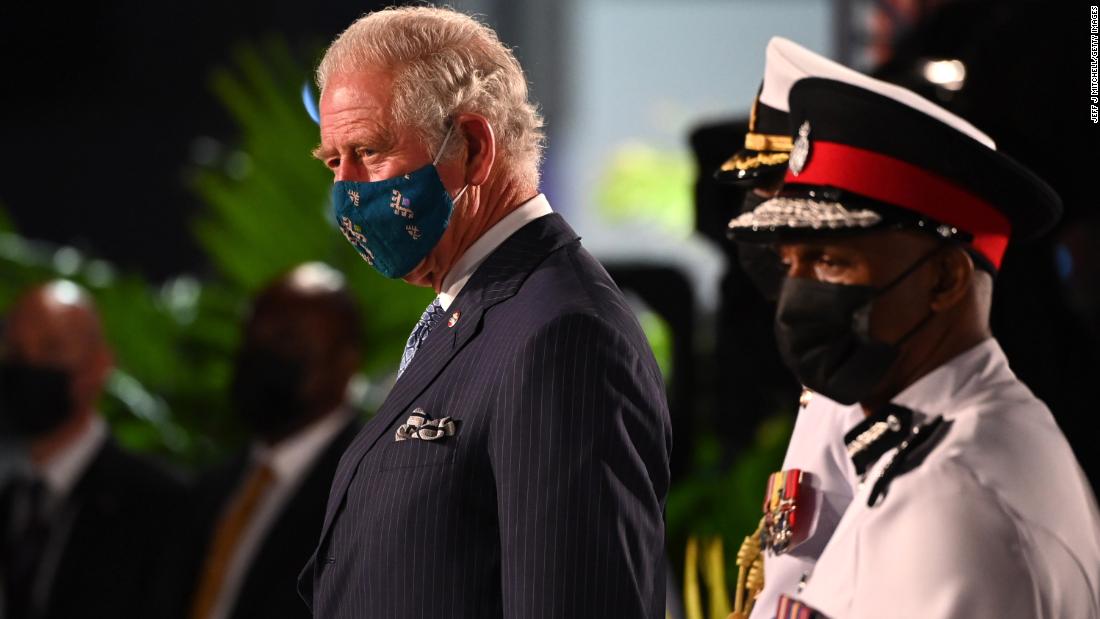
728,74,1100,618
714,37,893,619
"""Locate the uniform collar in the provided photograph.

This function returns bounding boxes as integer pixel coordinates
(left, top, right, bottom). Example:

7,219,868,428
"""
844,337,1004,475
890,337,1006,423
437,193,553,311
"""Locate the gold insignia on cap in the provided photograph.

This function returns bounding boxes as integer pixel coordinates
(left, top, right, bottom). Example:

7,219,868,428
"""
720,150,790,172
743,132,794,153
748,95,760,133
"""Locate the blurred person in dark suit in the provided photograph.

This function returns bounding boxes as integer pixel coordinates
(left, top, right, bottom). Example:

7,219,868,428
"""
0,280,187,619
185,262,362,619
300,6,671,618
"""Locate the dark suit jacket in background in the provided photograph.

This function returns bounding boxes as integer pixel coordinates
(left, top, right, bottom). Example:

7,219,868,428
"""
299,213,673,618
19,439,189,619
179,417,360,619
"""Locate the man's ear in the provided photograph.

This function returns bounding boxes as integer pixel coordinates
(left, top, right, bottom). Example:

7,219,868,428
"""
454,112,495,186
929,246,974,312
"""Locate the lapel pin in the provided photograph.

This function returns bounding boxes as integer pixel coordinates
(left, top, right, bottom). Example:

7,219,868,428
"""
448,311,460,328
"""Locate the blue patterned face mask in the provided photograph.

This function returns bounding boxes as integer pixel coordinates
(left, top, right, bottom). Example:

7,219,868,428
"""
332,124,468,278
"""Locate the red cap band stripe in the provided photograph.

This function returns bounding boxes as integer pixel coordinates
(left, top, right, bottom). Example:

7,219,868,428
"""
785,141,1011,268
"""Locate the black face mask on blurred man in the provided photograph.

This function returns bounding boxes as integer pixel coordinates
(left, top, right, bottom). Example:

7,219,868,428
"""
230,346,311,442
0,360,75,439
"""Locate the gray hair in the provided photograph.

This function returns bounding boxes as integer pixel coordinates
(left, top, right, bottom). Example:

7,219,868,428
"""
317,6,545,187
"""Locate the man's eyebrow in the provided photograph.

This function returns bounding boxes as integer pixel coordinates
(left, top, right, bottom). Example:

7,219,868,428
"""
311,144,331,161
310,127,396,162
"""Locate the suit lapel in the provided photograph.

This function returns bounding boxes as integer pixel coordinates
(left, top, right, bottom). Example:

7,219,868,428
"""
315,213,579,545
45,441,116,609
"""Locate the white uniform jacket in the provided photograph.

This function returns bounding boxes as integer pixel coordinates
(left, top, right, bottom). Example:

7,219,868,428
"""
751,394,863,619
795,338,1100,619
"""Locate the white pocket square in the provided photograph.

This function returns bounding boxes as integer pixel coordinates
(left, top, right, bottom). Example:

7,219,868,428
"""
395,408,456,442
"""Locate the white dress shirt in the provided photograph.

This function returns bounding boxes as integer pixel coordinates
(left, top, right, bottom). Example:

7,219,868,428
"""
204,408,355,619
39,415,108,504
797,338,1100,618
750,394,863,619
436,193,553,311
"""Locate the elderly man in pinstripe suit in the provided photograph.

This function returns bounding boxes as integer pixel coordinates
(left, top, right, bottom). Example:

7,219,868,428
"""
300,6,672,618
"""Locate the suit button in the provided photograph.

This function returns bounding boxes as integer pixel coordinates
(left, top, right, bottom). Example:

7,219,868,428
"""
327,556,336,564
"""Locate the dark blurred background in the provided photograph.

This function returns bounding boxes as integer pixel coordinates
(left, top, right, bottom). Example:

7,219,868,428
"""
0,0,1097,617
0,0,385,279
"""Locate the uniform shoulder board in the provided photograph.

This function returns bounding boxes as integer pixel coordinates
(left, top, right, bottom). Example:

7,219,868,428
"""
844,403,915,477
867,415,953,507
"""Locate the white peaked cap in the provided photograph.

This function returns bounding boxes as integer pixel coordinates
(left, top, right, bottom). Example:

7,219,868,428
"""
758,36,996,150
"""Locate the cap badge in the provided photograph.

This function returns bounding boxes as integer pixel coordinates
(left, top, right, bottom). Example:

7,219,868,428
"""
789,121,811,176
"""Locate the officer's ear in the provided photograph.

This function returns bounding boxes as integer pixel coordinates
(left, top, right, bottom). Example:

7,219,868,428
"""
929,246,974,312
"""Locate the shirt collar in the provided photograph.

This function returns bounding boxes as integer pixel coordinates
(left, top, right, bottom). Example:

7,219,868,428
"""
38,415,108,499
437,193,553,311
251,408,355,481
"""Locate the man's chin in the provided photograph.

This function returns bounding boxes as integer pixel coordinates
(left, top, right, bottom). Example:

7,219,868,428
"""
401,262,434,288
400,242,457,291
401,275,431,287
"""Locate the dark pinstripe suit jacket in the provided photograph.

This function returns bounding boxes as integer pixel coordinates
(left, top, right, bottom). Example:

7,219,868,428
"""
298,213,672,618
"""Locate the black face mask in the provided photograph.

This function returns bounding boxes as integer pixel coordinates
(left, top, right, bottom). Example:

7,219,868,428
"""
230,347,310,440
0,361,75,439
774,248,940,405
735,191,787,301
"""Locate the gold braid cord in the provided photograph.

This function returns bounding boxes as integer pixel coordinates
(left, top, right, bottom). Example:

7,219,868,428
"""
728,517,766,619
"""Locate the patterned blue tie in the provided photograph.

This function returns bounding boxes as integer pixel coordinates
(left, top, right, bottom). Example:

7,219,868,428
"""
398,297,445,378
